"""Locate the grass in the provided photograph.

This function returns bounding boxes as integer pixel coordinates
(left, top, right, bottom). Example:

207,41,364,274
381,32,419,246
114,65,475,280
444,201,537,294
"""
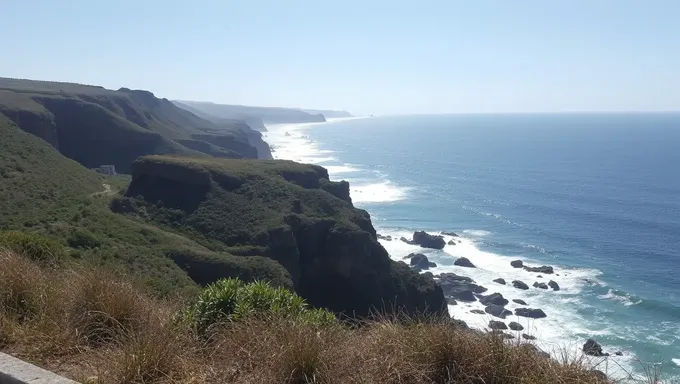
0,247,628,384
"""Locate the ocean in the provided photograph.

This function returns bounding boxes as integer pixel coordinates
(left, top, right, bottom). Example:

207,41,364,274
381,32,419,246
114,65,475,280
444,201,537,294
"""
264,114,680,382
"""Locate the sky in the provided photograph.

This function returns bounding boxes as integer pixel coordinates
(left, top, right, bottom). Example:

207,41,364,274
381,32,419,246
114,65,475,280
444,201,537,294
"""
1,1,679,115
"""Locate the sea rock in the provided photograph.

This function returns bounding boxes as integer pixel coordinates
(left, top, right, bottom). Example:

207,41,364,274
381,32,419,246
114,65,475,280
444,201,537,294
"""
493,278,506,285
452,319,468,329
454,257,476,268
436,273,488,302
470,309,486,315
512,280,529,290
615,351,623,356
485,304,512,319
533,282,549,289
510,260,524,268
447,240,456,245
377,234,392,241
441,231,459,237
400,236,415,245
422,272,434,279
412,231,446,249
428,261,437,268
537,275,543,278
479,292,509,306
522,334,536,340
508,321,524,331
447,298,457,305
489,320,508,330
523,265,554,274
548,280,560,291
409,253,432,272
503,333,515,339
512,299,527,305
515,308,547,319
583,339,606,357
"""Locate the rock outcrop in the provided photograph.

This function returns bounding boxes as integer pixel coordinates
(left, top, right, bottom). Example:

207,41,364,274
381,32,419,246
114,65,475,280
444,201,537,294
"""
493,278,506,285
524,265,554,274
508,321,524,331
533,282,549,289
485,304,512,319
407,253,436,272
548,280,560,291
479,293,509,307
435,273,487,303
454,257,476,268
511,260,524,268
512,299,527,305
583,339,607,357
515,308,547,319
412,231,445,249
489,320,508,330
512,280,529,290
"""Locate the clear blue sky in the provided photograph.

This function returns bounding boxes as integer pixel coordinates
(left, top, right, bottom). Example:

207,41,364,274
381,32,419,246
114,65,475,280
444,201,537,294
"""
2,1,679,115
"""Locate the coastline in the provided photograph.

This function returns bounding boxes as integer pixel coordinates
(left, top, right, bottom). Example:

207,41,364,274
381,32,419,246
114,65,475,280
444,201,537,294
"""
262,118,660,380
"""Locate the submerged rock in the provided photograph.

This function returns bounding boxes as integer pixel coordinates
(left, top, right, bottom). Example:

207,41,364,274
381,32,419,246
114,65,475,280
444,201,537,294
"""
548,280,560,291
615,351,623,356
485,304,512,319
533,282,549,289
400,236,415,245
510,260,524,268
441,231,459,237
512,280,529,290
583,339,606,357
447,239,456,245
470,309,486,315
512,299,527,305
524,265,554,274
479,292,509,306
377,234,392,241
489,320,508,330
508,321,524,331
412,231,445,249
454,257,476,268
493,278,506,285
515,308,547,319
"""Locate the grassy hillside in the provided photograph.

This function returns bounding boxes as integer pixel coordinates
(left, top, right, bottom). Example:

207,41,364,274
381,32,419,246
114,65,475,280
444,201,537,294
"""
0,114,290,296
0,77,272,172
115,155,446,316
0,248,613,384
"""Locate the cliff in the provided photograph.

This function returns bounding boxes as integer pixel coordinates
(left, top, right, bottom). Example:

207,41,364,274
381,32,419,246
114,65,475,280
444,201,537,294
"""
173,100,327,128
0,78,272,172
117,156,446,316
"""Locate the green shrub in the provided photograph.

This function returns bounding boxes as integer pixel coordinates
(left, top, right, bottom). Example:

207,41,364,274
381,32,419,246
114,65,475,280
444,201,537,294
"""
0,231,66,264
184,278,336,333
67,228,102,249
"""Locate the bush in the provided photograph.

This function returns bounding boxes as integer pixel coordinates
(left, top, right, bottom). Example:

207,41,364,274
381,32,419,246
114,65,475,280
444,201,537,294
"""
0,249,49,320
0,231,66,264
184,279,336,333
66,228,102,249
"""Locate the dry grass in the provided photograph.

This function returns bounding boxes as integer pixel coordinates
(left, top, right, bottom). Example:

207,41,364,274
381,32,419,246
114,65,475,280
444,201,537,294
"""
0,248,654,383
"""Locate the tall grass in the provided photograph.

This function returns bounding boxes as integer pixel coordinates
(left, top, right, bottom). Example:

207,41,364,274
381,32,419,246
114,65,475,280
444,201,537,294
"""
1,247,662,383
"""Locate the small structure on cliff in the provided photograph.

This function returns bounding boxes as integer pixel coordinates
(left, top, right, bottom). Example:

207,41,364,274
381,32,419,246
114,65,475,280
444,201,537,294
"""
95,165,117,175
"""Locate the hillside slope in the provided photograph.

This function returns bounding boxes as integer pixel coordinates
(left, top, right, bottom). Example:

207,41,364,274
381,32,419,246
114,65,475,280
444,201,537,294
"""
0,78,272,173
115,156,447,316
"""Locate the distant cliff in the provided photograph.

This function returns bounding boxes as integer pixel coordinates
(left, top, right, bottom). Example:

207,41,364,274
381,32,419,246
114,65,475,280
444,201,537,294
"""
300,109,353,119
173,100,327,129
0,78,272,173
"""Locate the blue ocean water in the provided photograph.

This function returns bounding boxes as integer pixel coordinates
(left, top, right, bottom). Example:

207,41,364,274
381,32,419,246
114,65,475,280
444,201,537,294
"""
265,114,680,381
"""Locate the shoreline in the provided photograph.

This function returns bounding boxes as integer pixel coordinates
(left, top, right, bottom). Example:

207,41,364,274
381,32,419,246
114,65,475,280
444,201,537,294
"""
262,118,671,381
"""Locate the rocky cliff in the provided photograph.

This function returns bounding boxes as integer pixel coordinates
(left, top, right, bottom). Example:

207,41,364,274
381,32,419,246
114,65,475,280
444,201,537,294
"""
116,156,447,316
0,78,273,172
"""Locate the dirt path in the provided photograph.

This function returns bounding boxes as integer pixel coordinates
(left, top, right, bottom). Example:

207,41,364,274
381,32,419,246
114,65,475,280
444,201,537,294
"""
90,183,114,197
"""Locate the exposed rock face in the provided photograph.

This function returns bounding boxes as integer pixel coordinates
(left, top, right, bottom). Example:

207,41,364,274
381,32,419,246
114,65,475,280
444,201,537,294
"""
533,282,549,289
511,260,524,268
512,280,529,290
515,308,547,319
436,273,487,303
508,321,524,331
512,299,528,305
493,278,506,285
479,293,509,307
548,280,560,291
524,265,554,274
583,339,606,357
412,231,445,249
485,304,512,319
122,157,448,317
489,320,508,330
454,257,476,268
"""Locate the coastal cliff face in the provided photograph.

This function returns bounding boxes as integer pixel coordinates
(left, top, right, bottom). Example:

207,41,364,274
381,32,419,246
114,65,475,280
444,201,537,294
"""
0,78,273,173
118,156,447,316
